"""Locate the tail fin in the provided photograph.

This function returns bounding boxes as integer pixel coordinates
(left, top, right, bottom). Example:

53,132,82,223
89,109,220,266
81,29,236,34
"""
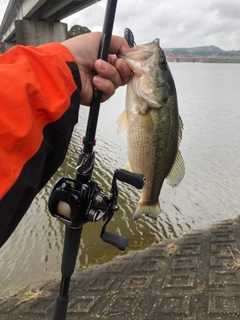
133,202,160,221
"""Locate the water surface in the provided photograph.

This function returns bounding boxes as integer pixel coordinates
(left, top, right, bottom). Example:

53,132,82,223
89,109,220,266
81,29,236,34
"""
0,62,240,297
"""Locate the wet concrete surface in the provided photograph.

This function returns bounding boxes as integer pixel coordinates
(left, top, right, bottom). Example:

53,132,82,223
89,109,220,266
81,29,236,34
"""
1,216,240,319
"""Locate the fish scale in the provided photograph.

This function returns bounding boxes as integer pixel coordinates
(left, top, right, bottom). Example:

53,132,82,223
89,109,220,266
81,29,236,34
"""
117,38,185,221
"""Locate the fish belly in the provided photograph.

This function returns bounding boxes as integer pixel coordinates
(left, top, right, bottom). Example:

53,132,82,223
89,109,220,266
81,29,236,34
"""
127,97,179,220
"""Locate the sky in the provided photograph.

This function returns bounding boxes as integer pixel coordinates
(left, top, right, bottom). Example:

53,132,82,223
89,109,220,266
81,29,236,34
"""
0,0,240,51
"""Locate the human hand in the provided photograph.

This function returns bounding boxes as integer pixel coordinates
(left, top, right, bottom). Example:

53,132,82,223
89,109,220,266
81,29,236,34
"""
61,32,131,106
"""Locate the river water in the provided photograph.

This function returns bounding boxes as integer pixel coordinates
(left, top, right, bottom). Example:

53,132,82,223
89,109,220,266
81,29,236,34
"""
1,62,240,297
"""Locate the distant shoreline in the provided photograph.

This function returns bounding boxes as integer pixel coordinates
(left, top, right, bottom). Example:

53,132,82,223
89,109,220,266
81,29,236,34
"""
205,58,240,63
164,46,240,63
168,58,240,63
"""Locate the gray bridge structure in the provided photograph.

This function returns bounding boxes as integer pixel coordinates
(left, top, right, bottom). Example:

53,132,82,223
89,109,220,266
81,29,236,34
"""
0,0,99,52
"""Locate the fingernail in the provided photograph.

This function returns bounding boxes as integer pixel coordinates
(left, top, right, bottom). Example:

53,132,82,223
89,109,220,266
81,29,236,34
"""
98,60,108,71
93,75,102,84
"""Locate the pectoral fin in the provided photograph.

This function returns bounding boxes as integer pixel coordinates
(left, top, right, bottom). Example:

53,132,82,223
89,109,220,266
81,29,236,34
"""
116,109,128,133
124,162,133,172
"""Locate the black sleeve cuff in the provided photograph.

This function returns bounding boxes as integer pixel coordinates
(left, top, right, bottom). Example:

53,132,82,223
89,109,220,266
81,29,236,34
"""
66,62,81,93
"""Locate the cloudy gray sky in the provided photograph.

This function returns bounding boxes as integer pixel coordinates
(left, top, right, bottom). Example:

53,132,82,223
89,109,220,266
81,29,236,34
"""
1,0,240,50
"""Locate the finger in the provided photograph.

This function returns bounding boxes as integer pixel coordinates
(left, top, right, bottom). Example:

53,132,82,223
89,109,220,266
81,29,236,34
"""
92,76,115,102
109,35,132,54
114,58,132,86
108,54,131,85
94,60,122,88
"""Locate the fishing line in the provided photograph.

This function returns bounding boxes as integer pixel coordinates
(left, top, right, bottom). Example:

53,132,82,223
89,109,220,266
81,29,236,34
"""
90,0,99,31
130,0,138,30
86,0,99,54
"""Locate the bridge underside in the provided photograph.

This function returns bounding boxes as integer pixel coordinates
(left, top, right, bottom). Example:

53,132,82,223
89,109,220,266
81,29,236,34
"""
0,0,99,52
27,0,98,21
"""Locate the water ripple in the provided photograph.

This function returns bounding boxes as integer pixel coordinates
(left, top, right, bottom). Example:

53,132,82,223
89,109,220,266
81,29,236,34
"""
1,64,240,297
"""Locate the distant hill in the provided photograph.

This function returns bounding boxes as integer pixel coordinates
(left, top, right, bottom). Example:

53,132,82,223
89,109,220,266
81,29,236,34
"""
164,45,240,58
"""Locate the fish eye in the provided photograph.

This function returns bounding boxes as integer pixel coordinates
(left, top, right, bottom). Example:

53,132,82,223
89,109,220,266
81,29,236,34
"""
159,50,168,68
159,59,168,68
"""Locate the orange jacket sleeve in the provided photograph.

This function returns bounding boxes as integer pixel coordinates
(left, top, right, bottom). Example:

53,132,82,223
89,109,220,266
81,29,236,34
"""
0,43,81,247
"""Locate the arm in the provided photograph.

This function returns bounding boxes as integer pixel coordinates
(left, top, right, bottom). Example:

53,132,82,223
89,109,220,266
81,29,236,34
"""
0,43,80,199
0,32,131,248
0,43,81,247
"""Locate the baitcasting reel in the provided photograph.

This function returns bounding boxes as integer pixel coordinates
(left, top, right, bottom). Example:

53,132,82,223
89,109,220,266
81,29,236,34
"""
48,168,145,251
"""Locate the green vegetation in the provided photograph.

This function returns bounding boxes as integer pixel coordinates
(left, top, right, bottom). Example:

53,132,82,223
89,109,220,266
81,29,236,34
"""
68,25,91,38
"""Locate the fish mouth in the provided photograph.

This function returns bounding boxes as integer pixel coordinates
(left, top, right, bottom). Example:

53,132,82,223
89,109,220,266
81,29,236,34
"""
134,38,160,51
117,38,160,58
117,38,160,74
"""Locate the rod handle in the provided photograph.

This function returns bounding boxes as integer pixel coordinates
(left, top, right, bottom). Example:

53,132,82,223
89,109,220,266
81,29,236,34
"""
53,294,69,320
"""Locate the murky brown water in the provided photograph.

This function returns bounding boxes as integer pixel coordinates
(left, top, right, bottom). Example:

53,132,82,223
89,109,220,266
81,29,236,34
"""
1,63,240,297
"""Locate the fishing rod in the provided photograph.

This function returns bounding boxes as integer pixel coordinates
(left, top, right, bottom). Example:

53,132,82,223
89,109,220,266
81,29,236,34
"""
48,1,145,319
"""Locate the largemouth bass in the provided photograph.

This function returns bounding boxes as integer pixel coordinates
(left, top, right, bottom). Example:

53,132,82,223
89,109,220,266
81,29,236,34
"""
117,38,185,221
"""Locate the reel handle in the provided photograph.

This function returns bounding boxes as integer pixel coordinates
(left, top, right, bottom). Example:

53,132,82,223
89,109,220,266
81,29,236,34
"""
101,231,129,251
116,169,146,189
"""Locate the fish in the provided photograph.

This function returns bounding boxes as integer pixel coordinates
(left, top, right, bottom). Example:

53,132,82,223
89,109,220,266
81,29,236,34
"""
117,38,185,221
